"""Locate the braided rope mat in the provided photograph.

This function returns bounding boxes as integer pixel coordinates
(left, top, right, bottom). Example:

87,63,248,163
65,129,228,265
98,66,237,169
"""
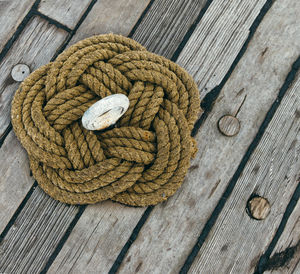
11,34,201,206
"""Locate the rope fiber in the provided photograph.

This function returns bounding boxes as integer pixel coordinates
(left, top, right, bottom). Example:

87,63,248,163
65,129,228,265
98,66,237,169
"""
11,34,201,206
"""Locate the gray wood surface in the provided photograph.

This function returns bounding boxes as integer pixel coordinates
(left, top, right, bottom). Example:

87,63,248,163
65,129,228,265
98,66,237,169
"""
265,198,300,274
0,16,68,139
68,0,151,45
38,0,92,29
0,187,78,274
189,69,300,273
0,0,299,273
0,132,35,233
117,0,300,272
0,0,35,52
128,0,203,59
179,0,267,100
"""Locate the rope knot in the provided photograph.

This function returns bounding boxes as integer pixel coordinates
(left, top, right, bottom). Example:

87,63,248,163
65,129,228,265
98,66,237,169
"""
11,34,201,206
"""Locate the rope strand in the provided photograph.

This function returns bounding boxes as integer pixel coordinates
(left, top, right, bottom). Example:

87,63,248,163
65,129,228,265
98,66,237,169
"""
11,34,201,206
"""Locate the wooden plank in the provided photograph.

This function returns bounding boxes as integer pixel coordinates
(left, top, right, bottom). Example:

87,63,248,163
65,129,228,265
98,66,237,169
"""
38,0,92,29
48,0,277,273
0,131,35,233
0,187,78,274
116,0,300,272
0,0,36,52
67,0,152,45
182,0,270,100
189,70,300,273
129,0,204,59
264,198,300,274
0,16,68,140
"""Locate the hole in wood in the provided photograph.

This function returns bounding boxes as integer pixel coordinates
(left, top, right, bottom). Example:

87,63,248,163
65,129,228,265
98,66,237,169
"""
246,194,271,220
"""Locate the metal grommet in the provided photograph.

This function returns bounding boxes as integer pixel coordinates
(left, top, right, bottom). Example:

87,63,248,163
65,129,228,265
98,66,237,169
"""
82,94,129,131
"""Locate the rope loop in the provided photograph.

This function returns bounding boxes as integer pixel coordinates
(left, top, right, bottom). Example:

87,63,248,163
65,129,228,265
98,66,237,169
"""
11,34,201,206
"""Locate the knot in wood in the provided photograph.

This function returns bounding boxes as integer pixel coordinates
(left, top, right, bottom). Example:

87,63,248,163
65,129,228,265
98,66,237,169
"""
11,34,201,206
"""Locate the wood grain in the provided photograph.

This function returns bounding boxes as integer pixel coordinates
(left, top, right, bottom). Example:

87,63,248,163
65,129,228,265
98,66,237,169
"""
130,0,204,59
218,115,240,137
0,0,36,52
179,0,269,100
68,0,151,45
189,69,300,273
0,187,78,274
38,0,92,29
117,0,300,272
0,131,34,234
0,16,68,139
264,197,300,273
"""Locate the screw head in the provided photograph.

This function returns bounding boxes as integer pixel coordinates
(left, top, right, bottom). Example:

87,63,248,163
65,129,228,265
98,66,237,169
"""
11,64,30,82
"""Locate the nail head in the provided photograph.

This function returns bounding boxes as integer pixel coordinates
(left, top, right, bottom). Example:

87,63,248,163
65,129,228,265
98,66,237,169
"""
11,64,30,82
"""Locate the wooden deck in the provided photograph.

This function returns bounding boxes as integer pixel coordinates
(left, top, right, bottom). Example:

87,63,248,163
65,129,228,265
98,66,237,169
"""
0,0,299,273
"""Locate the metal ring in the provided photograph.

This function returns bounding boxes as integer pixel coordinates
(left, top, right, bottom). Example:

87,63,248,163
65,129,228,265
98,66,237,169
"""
82,94,129,130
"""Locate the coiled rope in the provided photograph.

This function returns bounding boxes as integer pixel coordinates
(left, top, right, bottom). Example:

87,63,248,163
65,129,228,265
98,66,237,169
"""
11,34,201,206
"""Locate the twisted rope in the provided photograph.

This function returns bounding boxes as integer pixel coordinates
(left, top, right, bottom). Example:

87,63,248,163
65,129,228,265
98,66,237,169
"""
11,34,201,206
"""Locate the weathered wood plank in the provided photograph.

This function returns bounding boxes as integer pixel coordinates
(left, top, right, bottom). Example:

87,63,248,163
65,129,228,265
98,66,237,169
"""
189,70,300,274
67,0,204,59
0,0,36,53
0,187,78,274
129,0,203,59
183,0,270,100
38,0,92,29
264,197,300,274
0,131,34,233
0,16,68,139
68,0,152,45
117,0,300,272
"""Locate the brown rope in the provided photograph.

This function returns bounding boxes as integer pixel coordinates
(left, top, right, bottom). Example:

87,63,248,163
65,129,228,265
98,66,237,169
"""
11,34,201,206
